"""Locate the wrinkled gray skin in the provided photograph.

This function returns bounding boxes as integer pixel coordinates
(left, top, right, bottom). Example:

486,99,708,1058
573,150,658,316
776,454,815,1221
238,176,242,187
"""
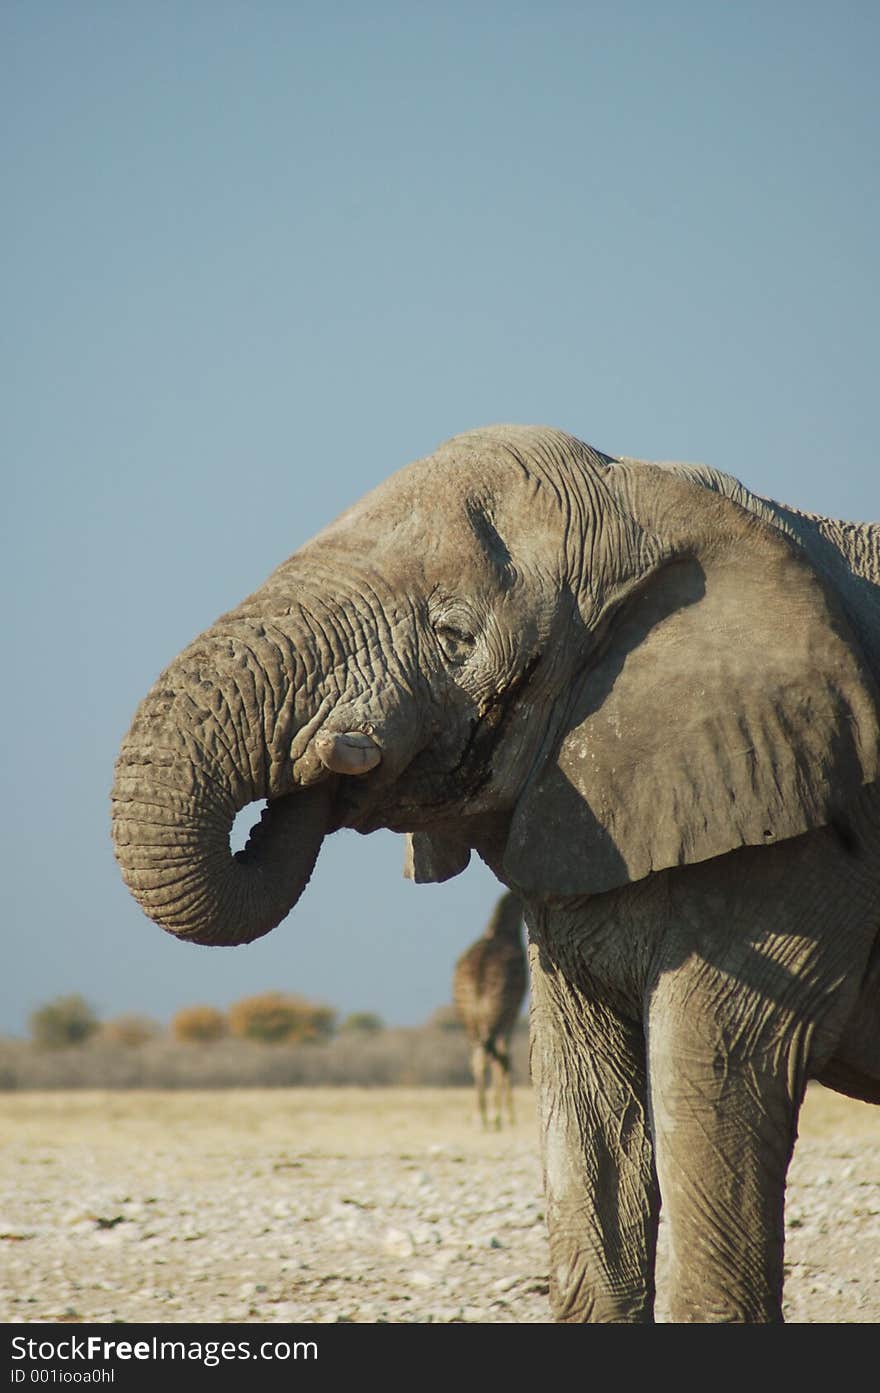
112,425,880,1322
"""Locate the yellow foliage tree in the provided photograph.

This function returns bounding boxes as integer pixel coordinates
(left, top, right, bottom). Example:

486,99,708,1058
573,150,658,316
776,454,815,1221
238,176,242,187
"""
100,1013,161,1047
171,1005,228,1044
227,991,336,1044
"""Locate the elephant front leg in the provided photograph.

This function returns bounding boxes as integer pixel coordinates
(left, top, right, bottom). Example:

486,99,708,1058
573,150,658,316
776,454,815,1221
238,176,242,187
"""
647,964,809,1323
530,949,659,1322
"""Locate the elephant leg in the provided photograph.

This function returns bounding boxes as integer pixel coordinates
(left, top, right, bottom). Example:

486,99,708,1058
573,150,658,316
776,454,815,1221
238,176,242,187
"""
646,823,880,1321
814,927,880,1104
647,963,811,1323
530,946,659,1323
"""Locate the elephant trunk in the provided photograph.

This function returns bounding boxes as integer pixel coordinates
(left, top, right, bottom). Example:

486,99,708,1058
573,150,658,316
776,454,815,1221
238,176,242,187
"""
110,619,334,946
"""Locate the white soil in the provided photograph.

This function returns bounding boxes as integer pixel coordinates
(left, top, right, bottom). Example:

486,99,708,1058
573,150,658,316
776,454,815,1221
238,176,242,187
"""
1,1084,877,1324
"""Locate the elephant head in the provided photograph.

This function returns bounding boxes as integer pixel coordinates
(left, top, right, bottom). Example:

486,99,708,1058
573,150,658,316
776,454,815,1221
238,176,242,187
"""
111,425,880,947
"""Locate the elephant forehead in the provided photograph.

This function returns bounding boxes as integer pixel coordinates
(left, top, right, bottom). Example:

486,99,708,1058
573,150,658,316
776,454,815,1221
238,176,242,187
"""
317,454,487,536
307,449,565,582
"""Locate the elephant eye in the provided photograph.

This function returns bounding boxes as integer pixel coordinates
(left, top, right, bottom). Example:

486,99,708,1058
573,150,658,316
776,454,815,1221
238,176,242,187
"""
434,622,477,665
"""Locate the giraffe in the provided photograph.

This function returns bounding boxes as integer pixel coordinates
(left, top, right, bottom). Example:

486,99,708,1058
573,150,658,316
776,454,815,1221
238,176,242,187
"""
452,891,528,1130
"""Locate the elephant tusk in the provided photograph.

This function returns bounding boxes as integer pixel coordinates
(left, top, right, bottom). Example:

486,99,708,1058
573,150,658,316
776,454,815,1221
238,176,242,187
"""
313,729,382,776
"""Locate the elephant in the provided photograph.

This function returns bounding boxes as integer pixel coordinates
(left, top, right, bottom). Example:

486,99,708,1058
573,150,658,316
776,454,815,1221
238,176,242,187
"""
111,424,880,1323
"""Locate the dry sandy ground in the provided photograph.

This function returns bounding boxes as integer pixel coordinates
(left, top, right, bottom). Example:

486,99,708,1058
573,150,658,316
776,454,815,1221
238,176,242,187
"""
1,1084,878,1325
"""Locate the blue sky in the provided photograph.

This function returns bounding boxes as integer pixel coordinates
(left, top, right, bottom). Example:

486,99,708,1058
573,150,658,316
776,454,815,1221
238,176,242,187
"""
3,2,878,1036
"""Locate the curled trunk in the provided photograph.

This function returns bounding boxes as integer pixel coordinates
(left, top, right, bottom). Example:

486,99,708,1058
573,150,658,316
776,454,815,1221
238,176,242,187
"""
111,620,332,946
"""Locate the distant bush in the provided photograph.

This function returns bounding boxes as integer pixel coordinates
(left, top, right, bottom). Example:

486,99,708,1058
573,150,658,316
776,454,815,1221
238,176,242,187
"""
29,995,100,1049
339,1011,384,1035
100,1013,161,1048
171,1005,228,1044
227,992,336,1045
426,1003,464,1032
0,1022,531,1089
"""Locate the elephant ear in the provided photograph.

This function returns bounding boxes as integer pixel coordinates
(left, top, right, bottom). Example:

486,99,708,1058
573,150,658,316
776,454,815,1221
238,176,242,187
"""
503,487,880,898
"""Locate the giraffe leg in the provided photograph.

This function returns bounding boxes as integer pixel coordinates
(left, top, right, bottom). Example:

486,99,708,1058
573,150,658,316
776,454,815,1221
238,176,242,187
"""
491,1041,514,1128
471,1043,488,1128
488,1049,503,1130
503,1043,515,1127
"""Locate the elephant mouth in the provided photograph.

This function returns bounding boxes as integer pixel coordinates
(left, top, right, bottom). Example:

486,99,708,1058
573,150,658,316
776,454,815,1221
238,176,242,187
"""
326,662,540,835
319,740,468,836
